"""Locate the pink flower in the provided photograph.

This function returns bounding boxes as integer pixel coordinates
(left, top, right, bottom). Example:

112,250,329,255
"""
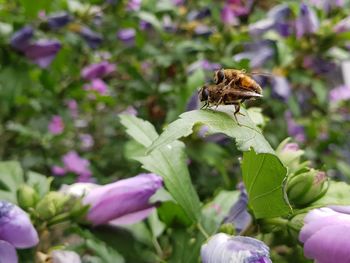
66,99,78,118
299,207,350,262
62,151,91,177
79,134,94,150
84,79,109,95
48,115,64,135
51,166,66,176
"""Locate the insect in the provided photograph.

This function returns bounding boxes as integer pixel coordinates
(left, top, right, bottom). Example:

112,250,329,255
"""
199,69,264,123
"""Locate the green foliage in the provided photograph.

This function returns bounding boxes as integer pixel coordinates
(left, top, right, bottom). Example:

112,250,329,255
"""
242,150,292,219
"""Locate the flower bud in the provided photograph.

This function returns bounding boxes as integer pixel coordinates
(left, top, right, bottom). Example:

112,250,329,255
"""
287,169,328,207
276,138,306,173
17,185,39,209
36,192,69,220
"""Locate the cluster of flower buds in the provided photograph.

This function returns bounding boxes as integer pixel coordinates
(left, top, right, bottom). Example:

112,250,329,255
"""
276,138,328,207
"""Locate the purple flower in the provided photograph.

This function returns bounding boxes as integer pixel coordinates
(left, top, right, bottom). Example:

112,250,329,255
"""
194,25,213,37
79,134,94,150
24,40,61,68
81,61,116,80
10,26,33,51
139,20,152,31
186,59,221,74
201,233,271,263
285,111,305,143
299,207,350,262
79,27,103,49
186,91,199,111
187,8,211,21
282,142,300,152
303,56,336,74
127,0,142,11
66,99,78,118
224,183,252,234
233,40,274,68
329,85,350,103
172,0,184,6
334,17,350,33
162,15,177,32
63,151,91,177
52,165,66,176
84,78,109,95
47,12,72,29
0,201,39,262
295,4,319,38
271,75,291,101
220,5,239,25
48,115,64,135
82,173,163,225
117,28,136,46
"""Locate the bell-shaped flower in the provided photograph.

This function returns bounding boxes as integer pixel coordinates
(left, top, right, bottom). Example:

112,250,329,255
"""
10,26,33,51
79,26,103,49
295,4,319,38
84,173,163,225
47,12,72,29
201,233,272,263
0,201,39,263
81,61,116,80
24,40,61,68
299,207,350,262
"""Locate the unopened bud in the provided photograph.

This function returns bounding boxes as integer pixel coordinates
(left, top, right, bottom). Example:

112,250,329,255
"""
17,185,39,209
287,169,328,207
36,192,69,220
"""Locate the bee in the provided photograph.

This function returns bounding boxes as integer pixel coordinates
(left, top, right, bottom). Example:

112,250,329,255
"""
199,69,264,123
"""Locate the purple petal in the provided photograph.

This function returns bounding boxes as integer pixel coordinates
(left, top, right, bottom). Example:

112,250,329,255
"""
0,241,18,263
24,40,61,68
117,28,136,45
84,173,163,225
109,207,155,225
127,0,142,11
0,201,39,248
304,225,350,262
62,151,91,177
47,12,72,29
10,26,33,51
295,4,319,38
221,5,239,25
81,61,116,80
271,76,291,101
329,85,350,103
201,233,271,263
79,27,103,49
48,115,64,135
52,165,66,176
186,91,199,111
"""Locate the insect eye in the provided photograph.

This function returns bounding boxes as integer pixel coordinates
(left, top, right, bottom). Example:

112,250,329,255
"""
215,69,225,84
199,86,209,101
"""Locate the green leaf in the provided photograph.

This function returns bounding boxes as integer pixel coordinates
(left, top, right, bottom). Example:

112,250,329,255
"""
136,12,162,31
242,150,292,219
312,181,350,206
147,106,274,154
86,239,125,263
120,115,201,224
201,190,240,234
157,201,192,226
137,141,201,223
119,114,159,148
0,161,24,202
26,171,52,197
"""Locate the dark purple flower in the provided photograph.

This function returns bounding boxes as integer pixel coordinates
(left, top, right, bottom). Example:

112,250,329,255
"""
79,27,103,49
48,115,64,135
329,85,350,103
299,207,350,262
271,75,291,101
186,91,199,111
303,56,336,74
334,17,350,33
24,40,61,68
233,40,274,68
10,26,33,51
201,233,271,263
0,201,39,262
187,8,211,21
295,4,319,38
81,61,116,80
82,173,163,225
117,28,136,46
285,111,305,143
47,12,72,29
127,0,142,11
224,183,252,234
139,20,152,31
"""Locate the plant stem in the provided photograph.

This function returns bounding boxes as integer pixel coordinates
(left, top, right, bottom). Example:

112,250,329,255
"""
197,223,209,239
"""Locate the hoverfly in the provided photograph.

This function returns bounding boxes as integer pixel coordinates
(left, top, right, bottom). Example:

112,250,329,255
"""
199,69,264,123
